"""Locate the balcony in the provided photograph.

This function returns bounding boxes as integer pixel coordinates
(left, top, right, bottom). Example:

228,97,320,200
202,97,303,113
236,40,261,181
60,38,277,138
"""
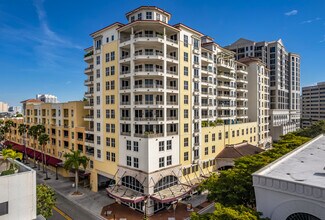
84,67,93,75
166,85,178,91
166,70,178,76
218,83,236,90
134,51,164,61
167,131,178,136
120,131,131,136
121,86,131,90
134,34,164,44
217,72,236,81
83,115,94,121
85,128,94,134
217,59,235,70
167,101,178,106
84,50,93,63
120,101,131,105
120,70,131,76
237,86,248,92
85,91,94,97
134,68,164,76
120,117,131,121
84,103,94,109
134,132,164,138
134,84,164,90
134,117,164,121
166,116,178,121
84,79,93,86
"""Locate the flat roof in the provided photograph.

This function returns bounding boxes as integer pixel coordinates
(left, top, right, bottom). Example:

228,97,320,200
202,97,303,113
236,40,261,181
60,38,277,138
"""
254,135,325,188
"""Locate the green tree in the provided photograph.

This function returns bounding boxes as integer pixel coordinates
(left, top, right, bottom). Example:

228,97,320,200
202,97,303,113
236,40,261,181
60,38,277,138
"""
0,149,23,175
63,150,89,194
15,113,23,117
36,184,56,219
38,133,50,178
28,124,45,168
200,133,310,208
2,120,14,142
293,120,325,138
18,123,28,162
191,203,263,220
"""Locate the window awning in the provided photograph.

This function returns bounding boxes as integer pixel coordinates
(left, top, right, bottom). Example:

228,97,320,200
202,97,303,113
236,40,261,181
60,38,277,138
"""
150,184,192,204
5,141,62,167
106,185,146,203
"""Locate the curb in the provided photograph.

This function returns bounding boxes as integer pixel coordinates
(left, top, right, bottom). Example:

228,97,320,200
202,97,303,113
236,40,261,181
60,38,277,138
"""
38,174,107,220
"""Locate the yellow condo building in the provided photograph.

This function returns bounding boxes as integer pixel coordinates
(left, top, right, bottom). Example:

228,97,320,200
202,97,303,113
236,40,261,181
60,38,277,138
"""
3,6,271,216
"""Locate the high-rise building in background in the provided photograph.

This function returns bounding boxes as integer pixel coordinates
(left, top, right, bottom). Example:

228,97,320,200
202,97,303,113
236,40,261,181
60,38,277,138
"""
239,57,272,148
226,38,301,140
36,94,58,103
0,102,8,113
8,106,22,113
301,82,325,128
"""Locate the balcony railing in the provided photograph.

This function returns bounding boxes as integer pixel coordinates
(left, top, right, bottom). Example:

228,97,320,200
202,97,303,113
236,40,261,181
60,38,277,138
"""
134,34,164,39
120,117,131,120
166,38,178,44
134,133,164,138
120,101,131,105
167,131,178,136
120,55,130,59
134,117,164,121
134,51,163,57
167,101,178,105
134,68,164,73
134,84,163,89
120,132,131,136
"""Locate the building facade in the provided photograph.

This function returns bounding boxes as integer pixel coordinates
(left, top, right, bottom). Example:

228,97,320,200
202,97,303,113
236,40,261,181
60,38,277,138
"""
0,158,37,220
226,39,300,140
83,6,258,215
0,102,8,113
36,94,58,103
253,135,325,220
301,82,325,128
3,6,270,216
239,57,271,148
8,106,22,114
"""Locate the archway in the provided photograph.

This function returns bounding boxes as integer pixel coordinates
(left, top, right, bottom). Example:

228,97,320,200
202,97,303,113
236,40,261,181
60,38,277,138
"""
286,213,320,220
154,175,178,193
121,176,144,193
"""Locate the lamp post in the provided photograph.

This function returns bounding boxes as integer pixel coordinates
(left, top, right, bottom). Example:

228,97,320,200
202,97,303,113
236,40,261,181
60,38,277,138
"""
143,198,148,220
55,165,58,180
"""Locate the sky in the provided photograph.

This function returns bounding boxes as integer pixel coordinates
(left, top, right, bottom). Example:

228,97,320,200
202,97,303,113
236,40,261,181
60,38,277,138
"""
0,0,324,106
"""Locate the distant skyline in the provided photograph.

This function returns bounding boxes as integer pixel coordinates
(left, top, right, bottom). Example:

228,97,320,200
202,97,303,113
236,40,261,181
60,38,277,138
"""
1,0,324,106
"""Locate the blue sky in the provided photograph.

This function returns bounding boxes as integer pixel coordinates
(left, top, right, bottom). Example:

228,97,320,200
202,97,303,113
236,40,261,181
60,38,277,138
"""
0,0,324,106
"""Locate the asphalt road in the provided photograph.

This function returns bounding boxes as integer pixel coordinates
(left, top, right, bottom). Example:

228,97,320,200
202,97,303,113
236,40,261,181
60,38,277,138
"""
49,192,100,220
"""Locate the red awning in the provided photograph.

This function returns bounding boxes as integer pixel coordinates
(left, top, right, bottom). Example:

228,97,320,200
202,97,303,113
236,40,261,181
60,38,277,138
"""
4,141,62,167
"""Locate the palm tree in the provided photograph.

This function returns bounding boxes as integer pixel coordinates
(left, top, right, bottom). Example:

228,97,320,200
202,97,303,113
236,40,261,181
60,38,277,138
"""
38,133,50,179
18,124,28,163
63,150,89,194
2,120,14,143
28,124,45,168
1,148,23,171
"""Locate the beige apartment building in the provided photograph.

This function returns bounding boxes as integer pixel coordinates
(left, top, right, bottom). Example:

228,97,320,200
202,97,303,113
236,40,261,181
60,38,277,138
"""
301,82,325,128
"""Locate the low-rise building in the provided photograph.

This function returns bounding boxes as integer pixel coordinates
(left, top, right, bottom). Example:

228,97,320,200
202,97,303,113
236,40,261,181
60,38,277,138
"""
253,135,325,220
0,157,37,220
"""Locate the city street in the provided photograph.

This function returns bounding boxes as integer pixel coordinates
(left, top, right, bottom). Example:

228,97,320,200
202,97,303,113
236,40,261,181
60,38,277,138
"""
49,193,99,220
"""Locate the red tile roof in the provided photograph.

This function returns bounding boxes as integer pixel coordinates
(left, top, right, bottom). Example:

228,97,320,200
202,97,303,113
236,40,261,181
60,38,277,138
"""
216,142,264,159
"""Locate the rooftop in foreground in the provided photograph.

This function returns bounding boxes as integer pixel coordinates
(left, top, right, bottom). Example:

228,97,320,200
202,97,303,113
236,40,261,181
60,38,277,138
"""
254,134,325,188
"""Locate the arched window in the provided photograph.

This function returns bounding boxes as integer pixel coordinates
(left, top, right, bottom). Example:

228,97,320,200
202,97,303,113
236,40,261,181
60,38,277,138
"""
154,175,178,192
286,213,320,220
121,176,144,193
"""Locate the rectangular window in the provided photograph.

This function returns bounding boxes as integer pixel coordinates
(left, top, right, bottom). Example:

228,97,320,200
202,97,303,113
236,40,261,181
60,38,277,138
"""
205,134,208,143
134,157,139,168
159,141,164,151
184,35,188,47
111,51,115,61
232,130,235,137
105,67,110,76
110,81,115,90
212,145,216,153
184,66,188,76
111,66,115,75
97,135,101,144
167,155,172,166
159,157,164,168
133,141,139,152
111,138,115,147
127,156,132,166
106,152,110,160
184,81,188,90
127,140,131,150
111,153,116,162
167,140,172,150
184,152,189,161
96,56,100,65
0,202,8,216
111,110,115,118
184,124,188,132
106,109,110,118
97,123,101,132
106,123,110,132
212,133,215,141
111,124,115,133
184,138,189,147
146,11,152,19
184,52,188,62
184,109,188,118
105,53,110,62
106,137,110,147
111,35,114,41
97,149,101,158
111,95,115,104
184,95,189,104
205,147,208,155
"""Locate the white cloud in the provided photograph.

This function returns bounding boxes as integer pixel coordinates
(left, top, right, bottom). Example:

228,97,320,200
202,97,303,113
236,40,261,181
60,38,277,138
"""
285,10,298,16
320,35,325,43
301,17,322,24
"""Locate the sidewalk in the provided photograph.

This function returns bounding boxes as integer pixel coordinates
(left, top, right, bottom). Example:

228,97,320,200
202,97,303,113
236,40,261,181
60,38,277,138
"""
27,163,114,220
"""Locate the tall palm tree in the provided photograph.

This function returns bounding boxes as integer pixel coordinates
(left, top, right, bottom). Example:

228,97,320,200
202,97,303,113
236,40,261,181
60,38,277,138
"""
18,124,28,163
63,150,89,194
28,124,45,168
3,120,14,143
38,133,50,179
